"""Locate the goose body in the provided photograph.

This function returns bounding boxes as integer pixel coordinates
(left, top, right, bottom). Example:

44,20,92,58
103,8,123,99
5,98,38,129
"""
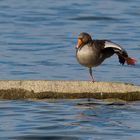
75,32,136,81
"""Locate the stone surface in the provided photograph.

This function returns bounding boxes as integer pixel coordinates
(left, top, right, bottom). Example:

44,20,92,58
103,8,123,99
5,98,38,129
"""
0,80,140,101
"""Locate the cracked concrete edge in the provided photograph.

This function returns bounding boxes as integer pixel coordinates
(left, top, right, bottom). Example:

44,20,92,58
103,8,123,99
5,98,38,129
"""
0,80,139,101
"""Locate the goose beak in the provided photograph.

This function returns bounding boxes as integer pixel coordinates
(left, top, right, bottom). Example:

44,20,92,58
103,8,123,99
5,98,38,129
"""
76,38,82,49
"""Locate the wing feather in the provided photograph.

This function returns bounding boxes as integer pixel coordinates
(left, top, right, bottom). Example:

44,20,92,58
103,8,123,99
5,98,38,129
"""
104,41,128,65
104,41,125,52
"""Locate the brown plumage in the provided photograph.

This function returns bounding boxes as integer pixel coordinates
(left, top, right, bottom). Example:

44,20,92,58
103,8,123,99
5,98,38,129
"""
75,32,136,81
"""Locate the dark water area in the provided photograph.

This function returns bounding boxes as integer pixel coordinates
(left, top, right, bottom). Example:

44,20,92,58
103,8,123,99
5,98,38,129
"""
0,0,140,139
0,99,140,140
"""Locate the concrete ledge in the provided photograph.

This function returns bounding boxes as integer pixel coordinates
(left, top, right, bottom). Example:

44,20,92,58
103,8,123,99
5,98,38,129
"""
0,80,140,101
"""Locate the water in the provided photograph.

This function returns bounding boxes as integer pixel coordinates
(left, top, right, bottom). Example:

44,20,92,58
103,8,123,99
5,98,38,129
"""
0,0,139,84
0,0,140,139
0,99,140,140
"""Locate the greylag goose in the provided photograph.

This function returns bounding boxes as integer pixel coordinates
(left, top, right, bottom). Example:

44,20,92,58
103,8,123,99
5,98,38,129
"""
76,32,136,81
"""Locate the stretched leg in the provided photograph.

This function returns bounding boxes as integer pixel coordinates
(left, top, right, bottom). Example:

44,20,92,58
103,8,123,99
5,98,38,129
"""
89,67,95,82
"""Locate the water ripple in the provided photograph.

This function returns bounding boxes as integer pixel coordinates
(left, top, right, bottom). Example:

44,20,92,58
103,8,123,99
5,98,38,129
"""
69,16,119,21
0,99,139,140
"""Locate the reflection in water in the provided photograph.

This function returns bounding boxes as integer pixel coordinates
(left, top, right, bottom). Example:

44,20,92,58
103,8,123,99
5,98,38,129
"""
0,99,140,140
70,16,118,21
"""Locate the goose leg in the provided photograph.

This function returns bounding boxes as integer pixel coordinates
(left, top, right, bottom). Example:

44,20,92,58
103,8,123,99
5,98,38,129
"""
89,68,95,82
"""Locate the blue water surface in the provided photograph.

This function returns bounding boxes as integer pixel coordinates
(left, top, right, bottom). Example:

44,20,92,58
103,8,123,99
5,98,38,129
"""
0,0,140,140
0,99,140,140
0,0,139,84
